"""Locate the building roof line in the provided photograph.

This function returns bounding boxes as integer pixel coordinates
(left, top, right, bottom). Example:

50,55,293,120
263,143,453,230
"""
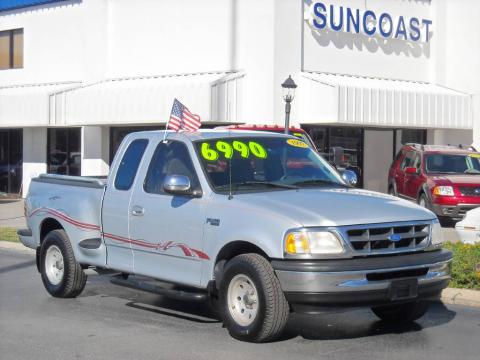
48,70,239,96
0,80,81,90
303,70,430,85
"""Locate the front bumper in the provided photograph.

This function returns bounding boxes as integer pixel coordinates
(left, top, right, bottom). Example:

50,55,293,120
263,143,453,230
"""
272,249,452,313
17,228,37,249
432,203,480,220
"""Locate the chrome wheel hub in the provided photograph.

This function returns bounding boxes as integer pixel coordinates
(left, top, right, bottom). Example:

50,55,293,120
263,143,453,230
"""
227,274,258,326
45,245,64,285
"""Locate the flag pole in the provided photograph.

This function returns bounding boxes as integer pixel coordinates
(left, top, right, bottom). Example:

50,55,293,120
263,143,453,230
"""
162,119,169,143
163,98,176,143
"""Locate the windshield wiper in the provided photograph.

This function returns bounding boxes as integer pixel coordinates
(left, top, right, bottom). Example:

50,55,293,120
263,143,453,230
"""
464,169,480,174
217,181,298,190
293,179,346,187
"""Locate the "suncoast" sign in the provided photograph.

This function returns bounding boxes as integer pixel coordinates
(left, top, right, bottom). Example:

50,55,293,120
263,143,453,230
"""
306,2,433,42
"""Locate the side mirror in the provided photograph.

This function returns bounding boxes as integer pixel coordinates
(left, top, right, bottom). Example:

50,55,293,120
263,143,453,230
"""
341,170,358,187
405,167,418,175
163,175,200,197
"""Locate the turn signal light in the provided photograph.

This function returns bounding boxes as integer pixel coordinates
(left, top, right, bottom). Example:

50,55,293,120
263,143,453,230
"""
433,186,454,196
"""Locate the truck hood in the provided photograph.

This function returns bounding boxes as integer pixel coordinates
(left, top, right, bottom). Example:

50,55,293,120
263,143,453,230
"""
431,175,480,185
234,188,435,227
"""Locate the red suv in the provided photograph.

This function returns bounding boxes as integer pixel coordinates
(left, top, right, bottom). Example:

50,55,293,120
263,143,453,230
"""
388,144,480,221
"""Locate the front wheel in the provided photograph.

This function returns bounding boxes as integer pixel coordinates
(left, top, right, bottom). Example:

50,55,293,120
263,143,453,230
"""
371,301,428,323
418,193,430,209
40,229,87,298
219,253,289,342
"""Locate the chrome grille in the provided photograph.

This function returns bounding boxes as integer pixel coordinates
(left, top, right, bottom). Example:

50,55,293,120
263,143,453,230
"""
458,186,480,196
340,222,431,256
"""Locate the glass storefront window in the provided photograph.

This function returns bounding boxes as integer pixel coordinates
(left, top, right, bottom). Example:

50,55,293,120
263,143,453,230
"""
400,129,427,145
110,126,162,164
303,126,364,187
47,128,81,176
0,129,23,196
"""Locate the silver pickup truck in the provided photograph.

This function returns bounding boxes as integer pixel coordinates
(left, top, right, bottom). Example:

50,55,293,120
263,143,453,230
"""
19,130,452,342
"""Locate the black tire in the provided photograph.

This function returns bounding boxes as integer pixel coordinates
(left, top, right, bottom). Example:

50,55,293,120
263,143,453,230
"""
388,186,396,196
371,301,429,323
40,229,87,298
418,193,431,210
219,253,289,342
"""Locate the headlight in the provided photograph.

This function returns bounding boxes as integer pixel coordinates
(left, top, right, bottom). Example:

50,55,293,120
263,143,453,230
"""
285,230,345,255
430,220,444,248
433,186,454,196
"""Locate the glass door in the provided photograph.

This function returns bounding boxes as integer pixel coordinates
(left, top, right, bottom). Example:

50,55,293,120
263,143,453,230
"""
0,129,23,196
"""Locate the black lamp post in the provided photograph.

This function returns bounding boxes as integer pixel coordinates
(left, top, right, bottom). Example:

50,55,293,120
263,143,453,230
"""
281,75,297,134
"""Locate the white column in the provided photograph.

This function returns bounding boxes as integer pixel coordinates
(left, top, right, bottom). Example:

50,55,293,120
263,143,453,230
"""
473,94,480,149
81,126,109,176
22,127,47,198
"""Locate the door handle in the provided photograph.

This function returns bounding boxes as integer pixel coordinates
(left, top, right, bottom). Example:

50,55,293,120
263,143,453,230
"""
131,205,145,216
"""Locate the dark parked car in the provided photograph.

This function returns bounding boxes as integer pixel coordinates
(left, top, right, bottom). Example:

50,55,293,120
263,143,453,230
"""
388,143,480,221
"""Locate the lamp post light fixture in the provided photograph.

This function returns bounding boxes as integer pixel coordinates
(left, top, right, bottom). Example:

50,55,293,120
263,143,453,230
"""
281,75,297,134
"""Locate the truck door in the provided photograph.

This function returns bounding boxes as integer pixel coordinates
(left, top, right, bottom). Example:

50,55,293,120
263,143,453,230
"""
103,138,149,272
404,152,423,199
396,150,415,197
128,139,206,286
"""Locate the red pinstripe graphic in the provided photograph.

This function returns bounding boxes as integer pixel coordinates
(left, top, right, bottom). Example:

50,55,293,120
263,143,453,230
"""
29,207,100,230
29,207,210,260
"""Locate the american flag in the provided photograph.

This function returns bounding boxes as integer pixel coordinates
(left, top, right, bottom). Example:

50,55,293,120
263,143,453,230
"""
168,98,201,132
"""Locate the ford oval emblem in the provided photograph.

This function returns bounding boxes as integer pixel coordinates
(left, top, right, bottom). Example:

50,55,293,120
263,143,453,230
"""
389,234,402,242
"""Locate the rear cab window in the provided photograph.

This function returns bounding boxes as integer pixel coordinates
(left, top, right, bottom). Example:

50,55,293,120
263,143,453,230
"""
114,139,149,190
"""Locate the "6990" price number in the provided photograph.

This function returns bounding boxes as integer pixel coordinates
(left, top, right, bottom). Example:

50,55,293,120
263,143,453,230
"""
200,141,267,161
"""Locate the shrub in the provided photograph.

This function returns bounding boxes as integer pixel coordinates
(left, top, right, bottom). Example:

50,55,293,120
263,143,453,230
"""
443,242,480,290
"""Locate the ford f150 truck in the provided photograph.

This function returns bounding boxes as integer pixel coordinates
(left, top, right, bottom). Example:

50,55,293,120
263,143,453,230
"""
18,130,451,342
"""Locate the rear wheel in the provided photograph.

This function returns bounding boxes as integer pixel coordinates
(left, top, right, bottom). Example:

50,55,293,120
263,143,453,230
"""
219,253,289,342
40,229,87,298
388,186,396,196
371,301,428,323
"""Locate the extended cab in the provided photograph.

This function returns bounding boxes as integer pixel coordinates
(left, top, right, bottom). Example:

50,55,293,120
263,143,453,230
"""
388,144,480,221
19,130,451,342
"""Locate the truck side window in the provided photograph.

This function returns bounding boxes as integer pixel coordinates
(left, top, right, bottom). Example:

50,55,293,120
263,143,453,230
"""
412,154,421,171
114,139,149,191
144,141,200,194
400,151,415,170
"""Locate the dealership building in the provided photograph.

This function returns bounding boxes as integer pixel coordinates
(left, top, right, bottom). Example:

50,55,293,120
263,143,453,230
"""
1,0,479,197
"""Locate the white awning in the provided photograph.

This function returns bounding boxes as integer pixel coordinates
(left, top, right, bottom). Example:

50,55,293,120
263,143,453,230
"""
0,82,80,127
298,72,473,129
50,72,237,126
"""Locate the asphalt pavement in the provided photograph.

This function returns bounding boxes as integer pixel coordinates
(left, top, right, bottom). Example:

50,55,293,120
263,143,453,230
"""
1,248,480,360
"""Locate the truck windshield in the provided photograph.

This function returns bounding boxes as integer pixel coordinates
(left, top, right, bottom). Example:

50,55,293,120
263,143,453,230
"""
425,154,480,175
195,136,345,193
289,131,316,150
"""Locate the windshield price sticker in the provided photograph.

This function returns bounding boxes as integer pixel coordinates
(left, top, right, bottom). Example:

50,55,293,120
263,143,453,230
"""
201,141,268,161
469,154,480,159
287,139,308,148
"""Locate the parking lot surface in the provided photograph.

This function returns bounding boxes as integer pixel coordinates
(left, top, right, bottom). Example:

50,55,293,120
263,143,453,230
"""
1,248,480,360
